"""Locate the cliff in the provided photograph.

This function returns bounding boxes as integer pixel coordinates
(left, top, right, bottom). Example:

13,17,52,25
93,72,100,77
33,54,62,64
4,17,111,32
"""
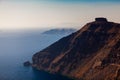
32,18,120,80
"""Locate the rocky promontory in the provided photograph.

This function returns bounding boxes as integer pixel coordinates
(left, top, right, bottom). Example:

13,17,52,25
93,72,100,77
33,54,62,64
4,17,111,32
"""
32,18,120,80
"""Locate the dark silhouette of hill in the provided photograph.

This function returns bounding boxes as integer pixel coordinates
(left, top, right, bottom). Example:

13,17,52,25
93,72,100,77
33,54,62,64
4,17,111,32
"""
42,28,76,35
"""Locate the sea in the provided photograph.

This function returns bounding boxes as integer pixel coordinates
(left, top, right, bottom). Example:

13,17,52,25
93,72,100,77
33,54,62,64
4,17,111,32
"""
0,30,73,80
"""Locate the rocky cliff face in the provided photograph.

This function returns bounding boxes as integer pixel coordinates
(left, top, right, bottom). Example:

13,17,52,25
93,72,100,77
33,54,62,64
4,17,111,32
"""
32,18,120,80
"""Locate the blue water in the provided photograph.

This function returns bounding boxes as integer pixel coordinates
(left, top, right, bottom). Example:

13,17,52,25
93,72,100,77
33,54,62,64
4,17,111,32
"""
0,30,73,80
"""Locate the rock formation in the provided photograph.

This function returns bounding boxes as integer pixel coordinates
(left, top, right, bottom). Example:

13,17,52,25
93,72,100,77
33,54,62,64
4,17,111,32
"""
95,17,108,22
32,18,120,80
24,61,31,67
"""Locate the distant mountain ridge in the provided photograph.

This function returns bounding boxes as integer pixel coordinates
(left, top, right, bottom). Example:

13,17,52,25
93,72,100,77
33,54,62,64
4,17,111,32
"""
32,18,120,80
42,28,77,35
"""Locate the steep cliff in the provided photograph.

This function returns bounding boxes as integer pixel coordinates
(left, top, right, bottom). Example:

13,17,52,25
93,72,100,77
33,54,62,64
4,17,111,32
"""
32,18,120,80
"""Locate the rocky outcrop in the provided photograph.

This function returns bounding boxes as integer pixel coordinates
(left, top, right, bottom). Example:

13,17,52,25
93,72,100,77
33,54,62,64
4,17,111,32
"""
24,61,31,67
95,17,108,22
32,18,120,80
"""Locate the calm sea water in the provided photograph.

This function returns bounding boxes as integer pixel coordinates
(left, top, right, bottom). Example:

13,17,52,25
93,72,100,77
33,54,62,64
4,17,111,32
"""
0,31,73,80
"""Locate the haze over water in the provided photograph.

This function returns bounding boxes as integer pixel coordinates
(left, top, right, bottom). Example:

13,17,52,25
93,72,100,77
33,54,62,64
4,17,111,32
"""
0,30,73,80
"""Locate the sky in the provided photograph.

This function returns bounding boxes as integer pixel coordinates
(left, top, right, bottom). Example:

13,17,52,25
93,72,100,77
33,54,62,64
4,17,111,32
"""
0,0,120,30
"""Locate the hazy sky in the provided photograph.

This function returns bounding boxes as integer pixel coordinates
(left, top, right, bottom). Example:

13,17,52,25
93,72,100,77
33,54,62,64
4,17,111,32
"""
0,0,120,30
